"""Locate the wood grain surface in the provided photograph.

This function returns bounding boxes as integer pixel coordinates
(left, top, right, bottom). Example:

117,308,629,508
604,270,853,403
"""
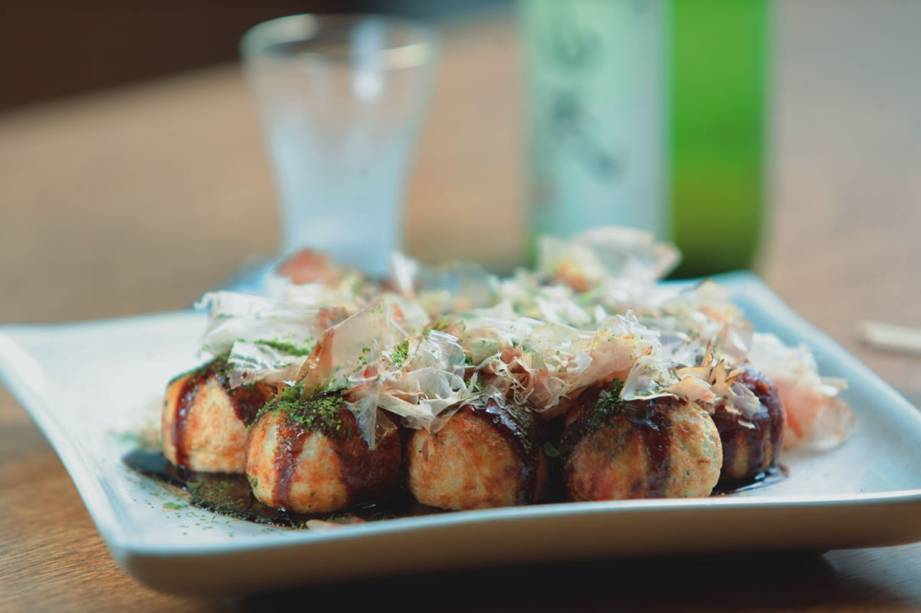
2,2,920,611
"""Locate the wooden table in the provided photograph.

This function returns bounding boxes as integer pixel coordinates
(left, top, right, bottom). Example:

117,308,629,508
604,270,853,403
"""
2,3,921,610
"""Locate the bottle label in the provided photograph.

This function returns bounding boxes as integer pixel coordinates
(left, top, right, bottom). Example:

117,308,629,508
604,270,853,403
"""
524,0,669,240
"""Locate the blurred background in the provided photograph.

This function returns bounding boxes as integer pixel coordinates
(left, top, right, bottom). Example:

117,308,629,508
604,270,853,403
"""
0,0,497,111
0,0,919,388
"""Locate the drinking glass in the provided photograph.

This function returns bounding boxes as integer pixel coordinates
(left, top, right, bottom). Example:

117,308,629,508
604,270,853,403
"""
242,14,437,277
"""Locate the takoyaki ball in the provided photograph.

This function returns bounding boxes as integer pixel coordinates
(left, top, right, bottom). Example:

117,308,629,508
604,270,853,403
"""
275,249,343,285
246,390,401,514
407,398,547,511
563,386,722,500
712,369,785,484
162,358,277,473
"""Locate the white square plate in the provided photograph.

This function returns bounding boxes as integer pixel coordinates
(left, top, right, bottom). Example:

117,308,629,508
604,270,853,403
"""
2,273,920,596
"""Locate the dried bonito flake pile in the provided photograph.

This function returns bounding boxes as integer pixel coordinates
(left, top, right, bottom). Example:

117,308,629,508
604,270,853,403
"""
198,227,854,451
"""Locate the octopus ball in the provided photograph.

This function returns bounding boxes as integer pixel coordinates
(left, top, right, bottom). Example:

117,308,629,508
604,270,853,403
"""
407,398,547,510
563,386,722,500
162,358,277,473
712,369,785,484
245,390,401,514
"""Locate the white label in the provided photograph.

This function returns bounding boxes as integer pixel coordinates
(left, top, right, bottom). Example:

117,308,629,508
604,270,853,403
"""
524,0,668,239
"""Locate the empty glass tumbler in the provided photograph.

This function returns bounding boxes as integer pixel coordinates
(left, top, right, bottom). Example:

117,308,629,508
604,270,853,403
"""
242,14,437,277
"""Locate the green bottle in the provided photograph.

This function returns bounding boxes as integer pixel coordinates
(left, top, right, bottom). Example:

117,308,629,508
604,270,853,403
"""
523,0,769,277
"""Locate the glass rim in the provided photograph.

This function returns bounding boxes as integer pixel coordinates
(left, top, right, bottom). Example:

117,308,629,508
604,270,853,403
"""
240,13,436,70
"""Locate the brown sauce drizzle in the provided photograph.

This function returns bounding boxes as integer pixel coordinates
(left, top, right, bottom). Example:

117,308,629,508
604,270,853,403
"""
464,399,542,504
758,375,786,463
625,399,675,497
266,404,401,512
328,409,402,505
223,380,277,425
713,370,785,484
171,371,208,468
712,400,764,479
152,369,789,527
169,358,278,469
271,416,309,511
713,464,789,495
124,449,434,527
129,406,785,529
562,388,678,499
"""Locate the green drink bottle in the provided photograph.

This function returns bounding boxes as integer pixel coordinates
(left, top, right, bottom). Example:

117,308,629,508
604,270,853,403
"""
523,0,769,277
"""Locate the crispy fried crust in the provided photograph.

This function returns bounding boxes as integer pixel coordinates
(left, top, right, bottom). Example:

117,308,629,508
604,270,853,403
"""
407,400,546,510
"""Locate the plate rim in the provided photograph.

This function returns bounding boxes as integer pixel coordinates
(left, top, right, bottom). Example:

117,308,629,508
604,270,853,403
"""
2,271,921,563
